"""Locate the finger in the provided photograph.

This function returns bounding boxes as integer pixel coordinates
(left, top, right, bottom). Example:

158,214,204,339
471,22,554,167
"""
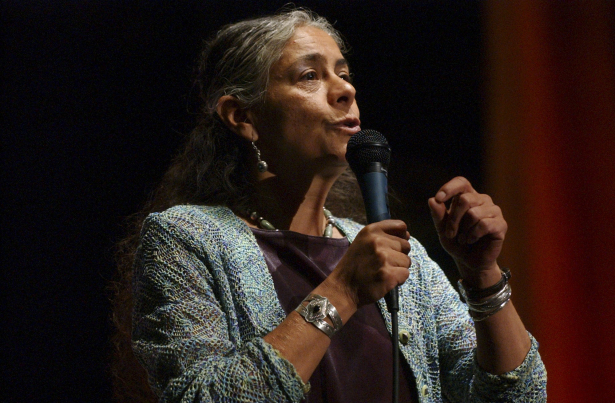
392,265,410,286
428,197,447,234
398,238,411,255
393,252,412,269
434,176,476,203
373,235,411,255
383,250,412,269
458,204,502,236
366,219,408,238
382,264,410,290
446,193,488,238
462,217,507,245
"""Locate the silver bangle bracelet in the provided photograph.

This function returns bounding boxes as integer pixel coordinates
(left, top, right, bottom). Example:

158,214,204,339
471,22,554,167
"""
459,279,512,321
470,296,511,321
295,294,343,338
465,285,511,313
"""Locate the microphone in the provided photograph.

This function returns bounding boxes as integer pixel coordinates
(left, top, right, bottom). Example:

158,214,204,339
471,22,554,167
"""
346,129,398,312
347,129,400,403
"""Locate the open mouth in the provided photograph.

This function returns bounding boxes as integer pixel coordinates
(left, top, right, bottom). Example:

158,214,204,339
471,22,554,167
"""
334,117,361,133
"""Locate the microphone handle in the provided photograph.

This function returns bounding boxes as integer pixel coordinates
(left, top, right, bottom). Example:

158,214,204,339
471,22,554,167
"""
385,286,399,313
359,169,391,224
356,166,399,312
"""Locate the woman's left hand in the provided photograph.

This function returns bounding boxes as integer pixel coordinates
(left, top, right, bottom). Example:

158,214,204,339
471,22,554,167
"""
428,177,507,283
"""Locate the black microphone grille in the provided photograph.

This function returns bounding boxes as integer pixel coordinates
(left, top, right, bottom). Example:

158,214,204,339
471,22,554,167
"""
346,129,391,169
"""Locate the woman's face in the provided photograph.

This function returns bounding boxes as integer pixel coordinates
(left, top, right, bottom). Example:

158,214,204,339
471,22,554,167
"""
252,26,361,176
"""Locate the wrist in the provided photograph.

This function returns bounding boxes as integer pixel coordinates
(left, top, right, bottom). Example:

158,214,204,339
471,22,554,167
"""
314,275,358,325
458,267,512,321
458,264,502,290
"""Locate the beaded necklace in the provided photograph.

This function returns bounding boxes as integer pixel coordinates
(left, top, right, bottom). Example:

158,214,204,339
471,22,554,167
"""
247,207,337,238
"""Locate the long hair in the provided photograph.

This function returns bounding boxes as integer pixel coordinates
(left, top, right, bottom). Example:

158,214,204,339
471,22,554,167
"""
110,9,364,402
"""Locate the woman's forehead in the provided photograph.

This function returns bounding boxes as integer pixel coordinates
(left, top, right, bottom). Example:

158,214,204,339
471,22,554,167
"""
277,26,343,67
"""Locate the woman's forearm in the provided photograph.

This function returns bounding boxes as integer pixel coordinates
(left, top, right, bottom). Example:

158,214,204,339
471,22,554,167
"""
263,276,358,382
474,300,531,374
463,268,532,374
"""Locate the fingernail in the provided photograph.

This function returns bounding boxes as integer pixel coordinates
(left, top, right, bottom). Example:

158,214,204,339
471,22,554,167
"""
436,191,446,201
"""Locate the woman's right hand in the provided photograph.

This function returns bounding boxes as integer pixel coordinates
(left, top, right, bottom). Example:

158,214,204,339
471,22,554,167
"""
328,220,411,309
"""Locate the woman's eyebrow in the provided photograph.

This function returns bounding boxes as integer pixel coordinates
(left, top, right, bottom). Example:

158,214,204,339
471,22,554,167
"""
285,53,350,71
335,58,349,69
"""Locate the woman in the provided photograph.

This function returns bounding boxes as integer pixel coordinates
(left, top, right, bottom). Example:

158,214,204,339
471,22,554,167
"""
112,9,546,402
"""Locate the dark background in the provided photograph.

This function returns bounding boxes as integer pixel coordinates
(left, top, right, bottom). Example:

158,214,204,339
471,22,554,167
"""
2,1,483,401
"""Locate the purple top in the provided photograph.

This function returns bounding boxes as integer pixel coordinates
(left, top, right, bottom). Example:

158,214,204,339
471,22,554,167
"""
251,228,417,403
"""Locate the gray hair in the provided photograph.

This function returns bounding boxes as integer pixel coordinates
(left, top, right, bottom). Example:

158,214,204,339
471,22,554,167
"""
198,9,348,114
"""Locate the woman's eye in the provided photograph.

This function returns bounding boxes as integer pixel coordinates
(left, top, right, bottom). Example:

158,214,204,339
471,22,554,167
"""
340,72,354,83
301,71,317,81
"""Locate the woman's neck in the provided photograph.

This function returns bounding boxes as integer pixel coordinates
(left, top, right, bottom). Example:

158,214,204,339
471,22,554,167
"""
249,171,344,237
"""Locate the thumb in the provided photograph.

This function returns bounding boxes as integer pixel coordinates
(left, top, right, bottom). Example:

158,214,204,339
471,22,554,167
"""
428,197,447,234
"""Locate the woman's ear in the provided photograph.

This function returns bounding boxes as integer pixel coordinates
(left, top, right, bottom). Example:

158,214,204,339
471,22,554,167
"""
216,95,258,142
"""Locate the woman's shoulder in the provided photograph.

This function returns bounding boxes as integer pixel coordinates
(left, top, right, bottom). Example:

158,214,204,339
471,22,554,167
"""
146,204,240,228
154,204,231,219
139,204,257,260
142,204,248,243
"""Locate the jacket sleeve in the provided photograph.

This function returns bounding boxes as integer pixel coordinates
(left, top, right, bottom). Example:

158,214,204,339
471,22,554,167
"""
421,242,548,402
131,213,307,402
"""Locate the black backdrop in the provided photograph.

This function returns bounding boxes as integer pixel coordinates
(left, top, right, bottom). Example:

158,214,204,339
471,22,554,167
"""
2,1,483,401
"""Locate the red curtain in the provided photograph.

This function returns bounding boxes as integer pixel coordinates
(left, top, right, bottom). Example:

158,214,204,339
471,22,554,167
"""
485,2,615,401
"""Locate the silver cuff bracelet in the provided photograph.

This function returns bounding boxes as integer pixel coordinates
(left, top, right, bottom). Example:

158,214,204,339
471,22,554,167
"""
295,294,343,338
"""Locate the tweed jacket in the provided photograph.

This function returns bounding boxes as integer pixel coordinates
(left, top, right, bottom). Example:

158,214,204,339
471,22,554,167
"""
132,205,547,402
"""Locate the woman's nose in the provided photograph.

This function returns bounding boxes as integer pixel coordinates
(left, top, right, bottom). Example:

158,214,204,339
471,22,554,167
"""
328,75,356,107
